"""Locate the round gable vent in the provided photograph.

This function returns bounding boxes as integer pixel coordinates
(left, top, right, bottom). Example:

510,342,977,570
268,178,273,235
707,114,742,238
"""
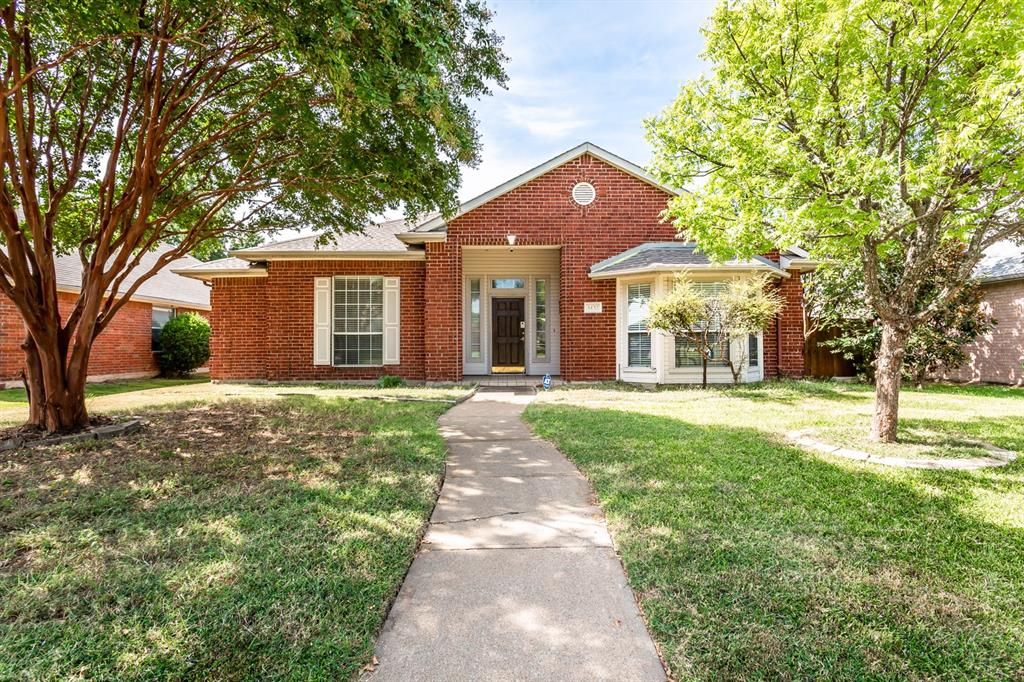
571,182,596,206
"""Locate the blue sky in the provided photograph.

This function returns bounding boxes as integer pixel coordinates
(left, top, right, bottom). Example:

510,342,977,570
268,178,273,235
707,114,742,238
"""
457,0,716,202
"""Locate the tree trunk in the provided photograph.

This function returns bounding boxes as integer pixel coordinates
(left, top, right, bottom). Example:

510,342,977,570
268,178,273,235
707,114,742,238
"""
26,333,91,433
701,355,708,388
871,320,910,443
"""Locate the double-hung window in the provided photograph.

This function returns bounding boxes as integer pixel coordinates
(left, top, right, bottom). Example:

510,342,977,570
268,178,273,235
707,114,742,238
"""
675,331,730,367
333,276,383,365
748,333,760,367
674,282,730,368
626,283,652,368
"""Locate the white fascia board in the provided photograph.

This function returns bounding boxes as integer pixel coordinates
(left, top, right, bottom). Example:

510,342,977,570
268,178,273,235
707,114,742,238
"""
589,263,789,281
415,142,682,232
172,267,268,281
396,231,447,244
780,256,819,272
231,250,425,262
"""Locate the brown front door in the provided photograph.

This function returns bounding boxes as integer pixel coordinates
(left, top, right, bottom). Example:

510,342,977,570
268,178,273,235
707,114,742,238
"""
492,298,525,370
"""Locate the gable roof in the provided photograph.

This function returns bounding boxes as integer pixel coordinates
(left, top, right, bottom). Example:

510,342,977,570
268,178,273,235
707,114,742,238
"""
589,242,787,280
2,245,210,308
230,217,430,261
406,142,680,236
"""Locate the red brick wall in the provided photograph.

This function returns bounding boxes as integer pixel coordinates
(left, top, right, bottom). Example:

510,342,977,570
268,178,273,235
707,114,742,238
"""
426,153,682,381
0,294,23,381
209,277,267,380
422,153,806,381
209,260,427,382
0,291,195,383
762,272,806,378
933,279,1024,385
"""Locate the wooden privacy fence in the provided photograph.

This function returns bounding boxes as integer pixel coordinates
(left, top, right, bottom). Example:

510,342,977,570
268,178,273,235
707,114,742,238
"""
804,325,858,378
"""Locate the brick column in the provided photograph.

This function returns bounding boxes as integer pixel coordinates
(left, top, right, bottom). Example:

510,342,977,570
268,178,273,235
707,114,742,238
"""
423,241,462,381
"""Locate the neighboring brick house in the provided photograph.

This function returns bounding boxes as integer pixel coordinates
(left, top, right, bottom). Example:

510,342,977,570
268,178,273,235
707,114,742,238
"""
934,248,1024,386
0,245,211,388
176,143,814,385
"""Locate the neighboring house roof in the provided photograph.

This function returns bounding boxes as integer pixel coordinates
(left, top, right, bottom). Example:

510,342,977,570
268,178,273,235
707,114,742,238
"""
406,142,681,237
229,217,428,261
589,242,787,280
976,243,1024,283
3,244,210,309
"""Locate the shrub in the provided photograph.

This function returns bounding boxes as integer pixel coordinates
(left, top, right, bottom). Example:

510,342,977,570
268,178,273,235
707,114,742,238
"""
377,375,405,388
157,313,211,377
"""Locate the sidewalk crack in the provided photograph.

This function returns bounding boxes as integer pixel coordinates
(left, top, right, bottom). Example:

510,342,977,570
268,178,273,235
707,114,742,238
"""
434,510,527,525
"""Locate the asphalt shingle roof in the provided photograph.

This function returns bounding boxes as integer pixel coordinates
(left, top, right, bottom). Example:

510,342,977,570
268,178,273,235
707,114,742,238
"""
4,244,210,308
590,242,780,276
976,246,1024,283
237,216,438,255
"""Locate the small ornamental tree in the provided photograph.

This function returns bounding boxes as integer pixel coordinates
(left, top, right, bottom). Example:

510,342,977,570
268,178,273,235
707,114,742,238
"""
647,0,1024,441
0,0,506,432
649,275,783,386
806,243,995,386
156,313,211,377
719,275,785,383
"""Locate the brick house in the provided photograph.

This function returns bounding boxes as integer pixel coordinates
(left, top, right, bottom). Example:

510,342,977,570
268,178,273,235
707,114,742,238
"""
934,248,1024,386
0,245,211,388
176,143,814,384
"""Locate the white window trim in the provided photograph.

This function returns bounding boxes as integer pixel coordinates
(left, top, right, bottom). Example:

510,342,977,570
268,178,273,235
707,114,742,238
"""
625,281,654,370
331,275,385,368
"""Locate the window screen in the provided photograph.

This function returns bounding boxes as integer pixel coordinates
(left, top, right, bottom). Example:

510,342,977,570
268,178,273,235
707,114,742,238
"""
748,333,759,367
333,276,383,365
627,283,651,368
675,332,730,367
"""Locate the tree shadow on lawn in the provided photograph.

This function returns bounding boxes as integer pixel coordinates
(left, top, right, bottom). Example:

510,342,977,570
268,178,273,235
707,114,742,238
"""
0,395,448,680
713,379,869,405
525,405,1024,681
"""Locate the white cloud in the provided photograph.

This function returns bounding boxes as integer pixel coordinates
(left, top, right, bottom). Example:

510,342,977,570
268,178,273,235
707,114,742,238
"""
500,103,588,139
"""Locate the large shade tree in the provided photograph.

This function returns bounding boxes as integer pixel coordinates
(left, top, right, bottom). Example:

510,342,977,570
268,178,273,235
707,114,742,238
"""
647,0,1024,441
0,0,505,431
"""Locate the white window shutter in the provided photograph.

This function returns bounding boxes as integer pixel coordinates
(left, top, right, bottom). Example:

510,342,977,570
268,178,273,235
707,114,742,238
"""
383,277,400,365
313,277,332,365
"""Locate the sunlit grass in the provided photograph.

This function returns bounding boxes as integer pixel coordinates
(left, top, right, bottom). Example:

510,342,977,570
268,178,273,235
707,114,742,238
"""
525,381,1024,680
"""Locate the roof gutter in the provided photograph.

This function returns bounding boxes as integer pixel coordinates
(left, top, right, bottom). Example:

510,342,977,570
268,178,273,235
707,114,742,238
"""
780,256,819,272
230,250,426,262
396,231,447,244
588,263,789,280
172,267,269,282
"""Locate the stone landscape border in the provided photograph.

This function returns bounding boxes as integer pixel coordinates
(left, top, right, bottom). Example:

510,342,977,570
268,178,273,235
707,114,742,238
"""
0,419,144,453
786,430,1017,470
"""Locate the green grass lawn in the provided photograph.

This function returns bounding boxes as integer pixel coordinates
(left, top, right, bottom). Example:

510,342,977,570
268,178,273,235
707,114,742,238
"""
1,393,452,679
524,381,1024,680
0,376,209,407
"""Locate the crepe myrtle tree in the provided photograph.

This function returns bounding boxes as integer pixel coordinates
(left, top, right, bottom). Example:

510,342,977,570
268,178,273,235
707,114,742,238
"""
0,0,506,432
649,274,782,387
646,0,1024,441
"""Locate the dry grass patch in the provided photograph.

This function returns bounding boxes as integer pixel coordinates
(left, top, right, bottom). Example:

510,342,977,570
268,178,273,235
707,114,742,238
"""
1,395,450,680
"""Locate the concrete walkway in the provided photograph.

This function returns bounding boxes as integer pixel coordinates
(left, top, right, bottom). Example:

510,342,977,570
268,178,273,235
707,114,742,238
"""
365,388,665,682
